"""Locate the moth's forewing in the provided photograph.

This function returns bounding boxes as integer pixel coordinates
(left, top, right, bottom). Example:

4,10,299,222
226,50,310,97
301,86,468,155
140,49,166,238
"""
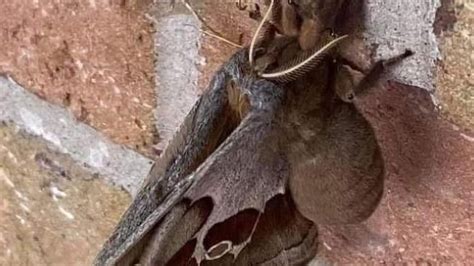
95,51,246,265
137,75,318,265
95,50,318,265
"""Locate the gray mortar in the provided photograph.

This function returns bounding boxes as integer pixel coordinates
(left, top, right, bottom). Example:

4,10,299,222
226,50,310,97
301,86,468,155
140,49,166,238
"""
364,0,441,91
151,7,202,151
0,75,152,195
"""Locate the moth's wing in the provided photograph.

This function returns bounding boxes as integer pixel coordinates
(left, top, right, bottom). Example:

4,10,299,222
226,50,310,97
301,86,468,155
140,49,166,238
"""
95,53,247,265
137,77,318,265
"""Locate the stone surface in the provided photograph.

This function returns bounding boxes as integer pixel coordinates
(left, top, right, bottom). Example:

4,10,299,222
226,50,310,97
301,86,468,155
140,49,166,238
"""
364,0,441,91
0,76,153,196
0,0,472,265
0,0,157,157
151,5,202,152
436,5,474,131
0,125,129,265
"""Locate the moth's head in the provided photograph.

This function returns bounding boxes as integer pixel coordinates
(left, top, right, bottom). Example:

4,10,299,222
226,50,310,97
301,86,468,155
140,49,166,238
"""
248,0,349,82
289,0,346,20
251,35,349,83
284,0,347,50
252,36,297,75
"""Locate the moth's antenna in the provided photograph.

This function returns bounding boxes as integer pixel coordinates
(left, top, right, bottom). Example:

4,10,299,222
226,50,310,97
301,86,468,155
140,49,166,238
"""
249,0,275,66
261,35,349,80
200,30,243,48
183,0,243,48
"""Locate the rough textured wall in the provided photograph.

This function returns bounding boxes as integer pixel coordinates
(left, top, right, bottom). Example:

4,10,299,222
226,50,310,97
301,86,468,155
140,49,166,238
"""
0,0,472,264
364,0,441,91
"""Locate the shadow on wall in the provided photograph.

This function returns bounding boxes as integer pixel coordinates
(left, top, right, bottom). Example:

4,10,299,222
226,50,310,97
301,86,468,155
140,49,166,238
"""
318,81,474,263
360,82,442,188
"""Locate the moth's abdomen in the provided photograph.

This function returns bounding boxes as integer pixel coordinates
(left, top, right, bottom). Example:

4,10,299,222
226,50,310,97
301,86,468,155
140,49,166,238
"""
288,103,385,225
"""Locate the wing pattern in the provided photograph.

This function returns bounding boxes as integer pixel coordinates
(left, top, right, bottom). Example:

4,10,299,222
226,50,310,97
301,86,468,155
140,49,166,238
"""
95,50,318,265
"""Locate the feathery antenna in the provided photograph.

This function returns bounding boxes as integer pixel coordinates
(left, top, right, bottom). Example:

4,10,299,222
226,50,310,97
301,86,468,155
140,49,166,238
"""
261,35,348,81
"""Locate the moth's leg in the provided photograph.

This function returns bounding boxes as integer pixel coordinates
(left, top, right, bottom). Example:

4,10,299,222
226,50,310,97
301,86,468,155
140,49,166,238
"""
183,0,243,48
252,24,292,74
333,62,357,102
235,0,263,20
335,50,414,102
235,0,248,10
280,0,300,36
249,0,279,65
245,0,299,38
336,55,366,73
353,50,414,97
235,0,283,25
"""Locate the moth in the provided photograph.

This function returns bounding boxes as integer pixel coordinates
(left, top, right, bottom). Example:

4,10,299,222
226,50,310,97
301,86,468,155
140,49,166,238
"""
95,1,412,265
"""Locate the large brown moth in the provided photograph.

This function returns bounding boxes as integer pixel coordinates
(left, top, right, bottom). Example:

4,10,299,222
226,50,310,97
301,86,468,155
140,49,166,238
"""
94,1,412,265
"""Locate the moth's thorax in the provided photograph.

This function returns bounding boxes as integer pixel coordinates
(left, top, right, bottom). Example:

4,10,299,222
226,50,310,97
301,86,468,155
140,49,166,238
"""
282,60,333,108
289,0,346,50
292,0,345,22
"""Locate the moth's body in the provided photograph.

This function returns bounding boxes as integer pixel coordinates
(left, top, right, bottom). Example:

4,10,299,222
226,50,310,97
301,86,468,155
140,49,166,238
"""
250,33,384,224
278,58,384,224
95,2,411,265
259,0,387,224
